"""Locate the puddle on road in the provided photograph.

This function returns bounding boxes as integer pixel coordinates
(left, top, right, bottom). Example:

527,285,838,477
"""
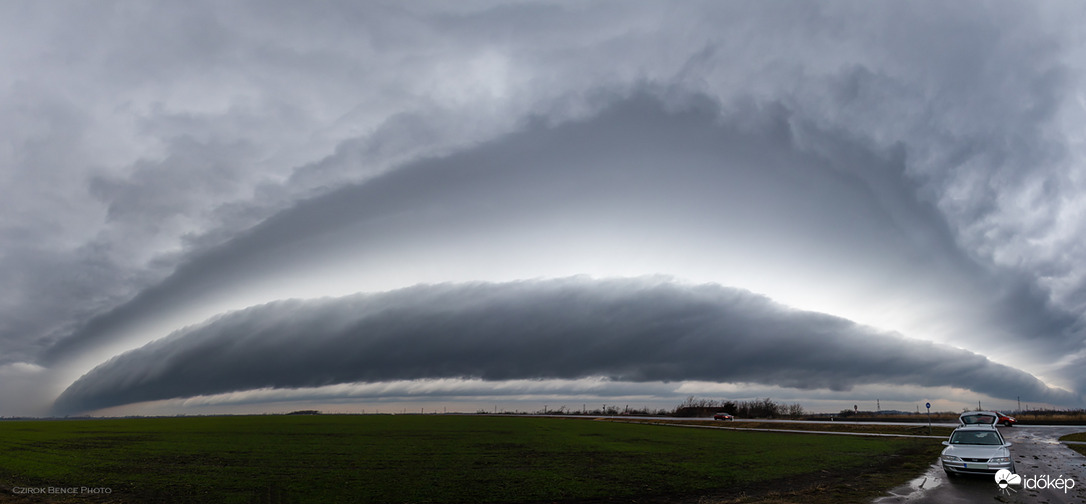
873,463,945,503
874,427,1086,504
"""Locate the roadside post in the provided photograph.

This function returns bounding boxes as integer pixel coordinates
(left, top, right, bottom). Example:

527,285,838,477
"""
926,402,932,435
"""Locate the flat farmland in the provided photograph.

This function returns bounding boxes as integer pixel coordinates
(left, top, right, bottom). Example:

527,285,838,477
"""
0,415,941,504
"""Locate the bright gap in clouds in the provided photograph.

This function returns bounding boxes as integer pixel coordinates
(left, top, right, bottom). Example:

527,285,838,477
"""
53,93,970,361
6,1,1086,419
43,91,1085,415
82,378,1040,419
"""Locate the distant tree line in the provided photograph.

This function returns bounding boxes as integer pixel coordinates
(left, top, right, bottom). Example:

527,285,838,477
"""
673,396,804,418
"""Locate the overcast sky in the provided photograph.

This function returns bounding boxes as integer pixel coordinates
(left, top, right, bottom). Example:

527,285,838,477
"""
3,1,1086,417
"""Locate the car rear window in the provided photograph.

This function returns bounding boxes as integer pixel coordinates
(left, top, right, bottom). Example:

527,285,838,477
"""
950,430,1002,445
961,414,996,424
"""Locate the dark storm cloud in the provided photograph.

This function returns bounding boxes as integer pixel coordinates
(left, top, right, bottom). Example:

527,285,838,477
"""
4,1,1086,416
41,91,938,360
0,243,135,364
45,91,1084,371
53,278,1078,415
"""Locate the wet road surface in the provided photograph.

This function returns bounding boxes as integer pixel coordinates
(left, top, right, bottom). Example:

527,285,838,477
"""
875,425,1086,504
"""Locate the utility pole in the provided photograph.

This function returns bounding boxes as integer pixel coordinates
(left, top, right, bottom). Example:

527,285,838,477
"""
877,399,880,411
1017,396,1021,412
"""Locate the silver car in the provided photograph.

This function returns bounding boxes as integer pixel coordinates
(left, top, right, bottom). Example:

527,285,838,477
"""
940,425,1015,476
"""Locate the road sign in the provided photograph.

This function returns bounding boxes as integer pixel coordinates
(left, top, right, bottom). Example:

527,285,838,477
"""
926,402,931,409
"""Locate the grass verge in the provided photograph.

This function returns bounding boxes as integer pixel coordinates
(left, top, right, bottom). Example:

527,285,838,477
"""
1059,431,1086,442
1059,431,1086,456
0,415,942,504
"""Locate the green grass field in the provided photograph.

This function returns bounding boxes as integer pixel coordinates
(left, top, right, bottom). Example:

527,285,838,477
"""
1060,432,1086,457
0,415,941,504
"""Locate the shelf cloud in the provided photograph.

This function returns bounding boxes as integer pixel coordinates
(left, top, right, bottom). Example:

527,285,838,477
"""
2,2,1085,416
53,278,1077,415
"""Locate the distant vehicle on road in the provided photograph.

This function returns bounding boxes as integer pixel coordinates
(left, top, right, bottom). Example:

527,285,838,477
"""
958,411,999,426
713,412,734,421
940,425,1014,476
994,412,1016,427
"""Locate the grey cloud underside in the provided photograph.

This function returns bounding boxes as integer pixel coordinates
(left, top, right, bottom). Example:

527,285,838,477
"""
53,278,1077,415
45,91,1083,373
6,2,1086,420
39,92,959,361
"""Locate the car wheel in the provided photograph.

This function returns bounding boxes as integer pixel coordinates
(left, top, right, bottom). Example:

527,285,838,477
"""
1004,421,1012,427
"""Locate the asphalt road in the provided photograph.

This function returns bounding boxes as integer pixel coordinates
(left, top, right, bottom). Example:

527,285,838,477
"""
542,414,959,427
874,425,1086,504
